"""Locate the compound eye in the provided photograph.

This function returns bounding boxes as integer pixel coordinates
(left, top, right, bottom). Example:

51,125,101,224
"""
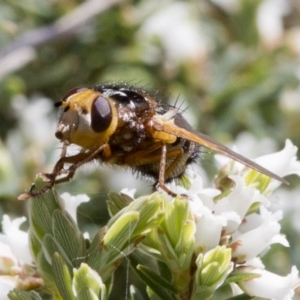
91,96,112,132
62,87,88,101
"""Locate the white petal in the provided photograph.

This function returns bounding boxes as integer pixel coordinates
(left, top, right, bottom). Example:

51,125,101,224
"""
254,139,300,189
230,282,243,297
238,266,300,300
194,210,224,253
138,2,208,64
214,176,267,234
120,188,136,198
60,193,90,223
0,241,18,273
1,215,32,265
0,275,18,299
230,213,282,262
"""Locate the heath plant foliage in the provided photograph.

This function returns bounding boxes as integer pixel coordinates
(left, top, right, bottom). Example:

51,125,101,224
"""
2,140,300,300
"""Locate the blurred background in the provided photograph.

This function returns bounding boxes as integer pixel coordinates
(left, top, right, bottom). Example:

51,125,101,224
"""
0,0,300,298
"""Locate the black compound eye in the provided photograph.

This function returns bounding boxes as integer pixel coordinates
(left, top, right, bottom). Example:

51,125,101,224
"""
91,96,112,132
62,87,88,102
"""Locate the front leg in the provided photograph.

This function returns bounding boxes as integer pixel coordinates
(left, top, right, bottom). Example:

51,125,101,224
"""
20,144,111,199
45,143,111,187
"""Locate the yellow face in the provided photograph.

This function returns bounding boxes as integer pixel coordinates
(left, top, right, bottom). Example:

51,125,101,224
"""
55,88,118,150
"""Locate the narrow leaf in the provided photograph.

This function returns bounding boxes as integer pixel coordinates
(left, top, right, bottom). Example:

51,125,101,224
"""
8,289,43,300
28,227,42,260
137,265,176,293
225,294,254,300
135,265,176,300
76,288,99,300
36,250,55,286
102,211,139,263
42,234,73,271
224,272,260,285
107,192,133,216
52,252,75,300
73,263,106,298
28,177,63,241
52,209,86,267
87,228,107,271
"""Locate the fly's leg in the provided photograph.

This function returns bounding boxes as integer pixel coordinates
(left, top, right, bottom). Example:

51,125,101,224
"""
45,143,110,186
123,143,183,196
20,144,110,199
156,143,177,197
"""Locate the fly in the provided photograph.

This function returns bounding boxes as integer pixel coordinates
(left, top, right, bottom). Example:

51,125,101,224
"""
19,83,288,199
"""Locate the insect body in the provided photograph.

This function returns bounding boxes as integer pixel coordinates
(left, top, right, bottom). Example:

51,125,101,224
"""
22,83,288,198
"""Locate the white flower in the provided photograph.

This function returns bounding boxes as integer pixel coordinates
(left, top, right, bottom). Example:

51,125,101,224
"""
10,95,57,148
60,192,90,223
254,139,300,190
214,176,268,234
0,215,43,296
120,188,136,198
167,168,219,201
0,241,18,274
138,2,208,66
210,0,239,13
230,210,285,263
0,275,18,300
215,139,300,191
163,170,224,253
256,0,291,48
168,138,300,298
0,215,32,265
237,266,300,300
193,209,224,254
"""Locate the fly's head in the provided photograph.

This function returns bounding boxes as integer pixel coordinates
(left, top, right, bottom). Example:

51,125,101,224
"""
54,87,118,149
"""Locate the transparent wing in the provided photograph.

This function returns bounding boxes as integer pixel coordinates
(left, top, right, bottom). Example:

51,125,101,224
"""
152,114,288,185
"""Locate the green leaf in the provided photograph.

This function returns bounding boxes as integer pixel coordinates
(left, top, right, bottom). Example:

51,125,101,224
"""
34,176,63,210
28,227,42,260
157,260,172,283
36,250,56,286
176,221,195,269
42,234,73,271
107,193,163,230
73,263,106,299
190,286,215,300
107,192,134,216
131,197,164,238
52,209,86,268
52,252,75,300
28,177,64,241
136,265,176,293
87,228,124,281
102,211,139,264
87,228,107,271
134,264,177,300
29,197,54,241
224,272,260,285
161,197,189,249
225,294,254,300
87,213,141,281
76,288,99,300
8,289,43,300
